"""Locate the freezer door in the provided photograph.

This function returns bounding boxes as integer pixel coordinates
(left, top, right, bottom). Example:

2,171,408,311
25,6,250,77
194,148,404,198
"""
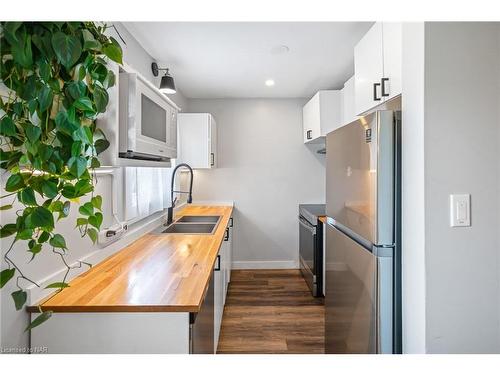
325,223,377,353
326,111,395,246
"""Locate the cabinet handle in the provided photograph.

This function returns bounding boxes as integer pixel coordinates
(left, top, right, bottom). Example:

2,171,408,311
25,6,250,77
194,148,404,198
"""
381,78,389,97
306,130,312,140
373,82,381,101
224,228,229,241
229,217,233,227
215,255,221,271
210,152,214,166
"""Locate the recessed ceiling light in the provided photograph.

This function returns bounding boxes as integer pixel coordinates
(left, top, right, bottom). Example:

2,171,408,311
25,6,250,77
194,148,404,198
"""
265,79,275,87
270,45,290,55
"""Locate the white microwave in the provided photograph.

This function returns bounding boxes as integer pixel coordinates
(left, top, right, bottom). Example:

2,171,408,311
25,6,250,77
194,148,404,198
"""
119,71,177,161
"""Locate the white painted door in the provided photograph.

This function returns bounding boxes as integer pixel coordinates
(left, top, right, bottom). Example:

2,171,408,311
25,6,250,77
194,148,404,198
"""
382,22,402,101
354,22,384,115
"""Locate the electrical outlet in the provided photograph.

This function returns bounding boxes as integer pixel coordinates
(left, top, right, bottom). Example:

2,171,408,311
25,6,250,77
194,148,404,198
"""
98,223,127,247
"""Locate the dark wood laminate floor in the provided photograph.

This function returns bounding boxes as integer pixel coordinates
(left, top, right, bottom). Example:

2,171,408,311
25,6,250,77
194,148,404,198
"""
217,270,325,354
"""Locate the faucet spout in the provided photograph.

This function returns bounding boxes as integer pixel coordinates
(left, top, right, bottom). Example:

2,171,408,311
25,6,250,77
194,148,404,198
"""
167,163,194,226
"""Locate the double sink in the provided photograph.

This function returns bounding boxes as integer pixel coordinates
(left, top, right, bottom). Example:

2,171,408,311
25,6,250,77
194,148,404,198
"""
161,215,221,234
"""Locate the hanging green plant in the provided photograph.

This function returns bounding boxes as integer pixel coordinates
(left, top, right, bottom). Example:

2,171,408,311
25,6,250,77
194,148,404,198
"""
0,22,123,328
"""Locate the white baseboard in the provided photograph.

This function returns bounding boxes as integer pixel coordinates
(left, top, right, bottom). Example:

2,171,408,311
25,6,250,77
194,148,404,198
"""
231,260,299,270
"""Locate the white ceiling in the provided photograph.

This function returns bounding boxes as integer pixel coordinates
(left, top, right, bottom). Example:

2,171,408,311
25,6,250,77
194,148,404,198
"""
123,22,373,99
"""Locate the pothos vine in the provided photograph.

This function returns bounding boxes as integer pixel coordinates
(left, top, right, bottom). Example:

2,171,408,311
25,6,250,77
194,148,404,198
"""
0,22,123,329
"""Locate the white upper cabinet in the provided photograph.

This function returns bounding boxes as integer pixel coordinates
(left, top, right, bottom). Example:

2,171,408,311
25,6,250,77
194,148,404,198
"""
177,113,217,169
340,76,358,125
302,90,341,144
382,22,402,101
354,22,402,115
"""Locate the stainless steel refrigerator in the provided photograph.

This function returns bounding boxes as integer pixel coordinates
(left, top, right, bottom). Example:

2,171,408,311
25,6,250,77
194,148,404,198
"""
325,110,401,354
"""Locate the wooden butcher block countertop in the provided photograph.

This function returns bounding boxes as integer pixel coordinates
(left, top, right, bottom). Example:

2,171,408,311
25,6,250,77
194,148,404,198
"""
29,205,233,313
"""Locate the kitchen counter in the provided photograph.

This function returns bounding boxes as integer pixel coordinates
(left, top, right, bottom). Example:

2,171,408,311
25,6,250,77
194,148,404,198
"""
29,205,233,313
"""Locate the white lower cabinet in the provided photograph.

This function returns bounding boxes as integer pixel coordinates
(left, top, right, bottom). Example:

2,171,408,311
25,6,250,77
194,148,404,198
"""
213,216,233,352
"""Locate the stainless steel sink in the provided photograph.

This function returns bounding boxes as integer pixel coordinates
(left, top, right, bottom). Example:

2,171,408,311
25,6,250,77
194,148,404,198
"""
161,223,217,234
177,215,221,223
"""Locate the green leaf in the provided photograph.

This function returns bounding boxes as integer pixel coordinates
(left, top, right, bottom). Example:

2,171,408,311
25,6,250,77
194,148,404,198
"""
103,70,115,88
19,187,37,206
28,206,54,229
0,224,17,238
90,157,101,169
93,85,109,113
0,116,17,136
11,290,27,310
45,282,69,289
5,173,25,192
0,268,15,288
25,123,42,143
76,217,88,226
11,33,33,68
63,201,71,216
79,202,94,216
94,138,110,155
91,195,102,210
38,231,50,243
49,234,66,249
41,181,58,199
75,180,93,195
39,60,52,82
25,311,52,331
88,212,103,229
37,85,53,112
55,111,78,135
16,229,33,240
87,227,98,244
71,141,82,157
51,32,82,69
28,243,42,260
82,29,101,51
1,204,13,211
103,43,123,64
68,156,87,178
73,126,93,145
73,97,93,112
66,81,86,100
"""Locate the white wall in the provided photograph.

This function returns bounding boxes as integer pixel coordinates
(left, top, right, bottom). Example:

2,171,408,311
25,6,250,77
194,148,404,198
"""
423,22,500,353
401,22,427,354
401,22,500,354
0,22,187,351
187,99,326,268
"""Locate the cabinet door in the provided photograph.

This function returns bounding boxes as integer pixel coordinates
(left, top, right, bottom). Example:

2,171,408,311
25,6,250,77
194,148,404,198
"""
382,22,402,101
177,113,211,168
227,219,233,284
302,93,320,143
341,76,357,126
209,116,217,168
354,22,384,115
213,251,223,351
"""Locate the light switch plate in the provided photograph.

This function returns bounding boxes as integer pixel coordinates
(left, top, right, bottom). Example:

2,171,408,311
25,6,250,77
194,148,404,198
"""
450,194,471,227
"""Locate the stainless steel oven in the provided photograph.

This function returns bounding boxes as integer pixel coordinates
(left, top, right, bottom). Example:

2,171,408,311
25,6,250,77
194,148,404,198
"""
299,204,325,297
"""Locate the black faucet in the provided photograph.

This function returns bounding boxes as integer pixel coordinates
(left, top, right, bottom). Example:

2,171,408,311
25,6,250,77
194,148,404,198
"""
167,163,194,226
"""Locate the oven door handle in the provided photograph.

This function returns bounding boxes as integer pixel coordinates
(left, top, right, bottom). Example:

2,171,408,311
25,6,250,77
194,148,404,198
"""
299,216,316,235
